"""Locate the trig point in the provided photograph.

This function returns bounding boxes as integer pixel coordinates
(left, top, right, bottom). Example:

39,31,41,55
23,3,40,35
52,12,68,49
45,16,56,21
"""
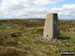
43,13,60,40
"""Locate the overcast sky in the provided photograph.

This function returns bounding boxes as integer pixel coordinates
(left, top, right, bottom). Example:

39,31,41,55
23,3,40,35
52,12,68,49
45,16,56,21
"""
0,0,75,20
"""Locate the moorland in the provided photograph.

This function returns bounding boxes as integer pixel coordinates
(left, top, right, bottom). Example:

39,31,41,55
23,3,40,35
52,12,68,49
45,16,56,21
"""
0,19,75,56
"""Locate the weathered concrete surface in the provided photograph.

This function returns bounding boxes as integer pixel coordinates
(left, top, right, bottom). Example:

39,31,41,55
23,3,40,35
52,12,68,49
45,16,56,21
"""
43,13,60,40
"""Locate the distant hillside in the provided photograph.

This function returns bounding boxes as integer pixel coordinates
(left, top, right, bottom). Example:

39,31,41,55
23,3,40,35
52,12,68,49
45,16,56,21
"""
0,18,75,21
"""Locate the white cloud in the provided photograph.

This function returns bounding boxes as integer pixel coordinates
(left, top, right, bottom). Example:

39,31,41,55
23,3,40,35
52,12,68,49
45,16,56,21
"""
63,4,75,9
50,4,75,19
0,0,75,20
1,0,64,7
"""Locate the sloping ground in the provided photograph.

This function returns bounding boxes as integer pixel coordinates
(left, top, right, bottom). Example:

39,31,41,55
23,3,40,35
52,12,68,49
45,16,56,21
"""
0,20,75,56
0,32,75,56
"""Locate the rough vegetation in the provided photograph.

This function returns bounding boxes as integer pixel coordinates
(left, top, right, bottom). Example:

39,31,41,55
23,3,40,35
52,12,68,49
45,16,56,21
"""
0,20,75,56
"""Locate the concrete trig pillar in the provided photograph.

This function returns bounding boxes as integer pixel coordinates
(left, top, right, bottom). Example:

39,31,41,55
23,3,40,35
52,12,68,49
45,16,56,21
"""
43,13,60,40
